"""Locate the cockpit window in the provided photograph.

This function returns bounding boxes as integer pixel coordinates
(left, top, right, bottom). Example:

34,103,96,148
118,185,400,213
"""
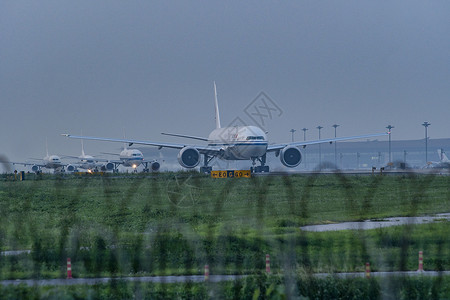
246,136,265,140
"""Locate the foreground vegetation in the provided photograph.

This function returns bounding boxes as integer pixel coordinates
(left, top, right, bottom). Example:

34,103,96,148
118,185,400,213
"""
1,275,450,300
0,172,449,297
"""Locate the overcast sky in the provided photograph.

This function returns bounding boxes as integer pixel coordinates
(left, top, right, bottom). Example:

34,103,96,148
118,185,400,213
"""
1,1,449,164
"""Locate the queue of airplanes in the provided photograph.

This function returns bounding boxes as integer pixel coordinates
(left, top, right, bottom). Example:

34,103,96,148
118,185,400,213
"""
6,139,160,174
62,82,390,173
5,83,449,174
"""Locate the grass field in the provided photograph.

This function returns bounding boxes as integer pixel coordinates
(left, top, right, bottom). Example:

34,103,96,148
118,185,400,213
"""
0,172,449,298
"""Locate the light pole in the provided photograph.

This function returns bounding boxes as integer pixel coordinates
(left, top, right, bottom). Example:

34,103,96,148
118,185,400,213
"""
386,125,394,167
332,124,340,168
301,128,308,169
301,128,308,141
316,126,323,166
290,129,296,142
422,122,431,164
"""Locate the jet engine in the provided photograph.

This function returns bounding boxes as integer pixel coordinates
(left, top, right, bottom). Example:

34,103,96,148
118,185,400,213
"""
31,165,39,172
105,162,115,171
177,147,200,168
279,146,302,167
66,165,76,172
151,162,160,171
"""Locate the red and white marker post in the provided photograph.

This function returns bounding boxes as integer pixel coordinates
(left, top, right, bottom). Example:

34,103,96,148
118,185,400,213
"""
418,251,424,272
266,254,271,273
67,258,72,279
365,262,370,278
204,264,209,281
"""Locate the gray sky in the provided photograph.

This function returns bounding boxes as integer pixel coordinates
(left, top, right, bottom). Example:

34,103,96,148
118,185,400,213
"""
1,1,449,163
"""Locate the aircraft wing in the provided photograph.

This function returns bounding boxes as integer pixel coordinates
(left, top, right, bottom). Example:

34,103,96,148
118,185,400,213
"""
5,161,44,167
267,132,389,152
62,134,222,156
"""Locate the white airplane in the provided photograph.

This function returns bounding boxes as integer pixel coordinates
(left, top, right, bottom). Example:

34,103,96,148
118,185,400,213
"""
426,149,450,169
64,140,109,172
10,142,65,173
101,144,160,173
62,83,389,173
437,149,449,163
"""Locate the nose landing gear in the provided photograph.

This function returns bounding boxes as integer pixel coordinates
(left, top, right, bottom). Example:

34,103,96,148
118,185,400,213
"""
251,154,270,173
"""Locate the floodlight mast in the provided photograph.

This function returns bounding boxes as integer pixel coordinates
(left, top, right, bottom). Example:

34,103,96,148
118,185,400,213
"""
290,129,296,142
386,125,394,166
422,122,431,164
316,126,323,165
301,128,308,141
332,124,340,168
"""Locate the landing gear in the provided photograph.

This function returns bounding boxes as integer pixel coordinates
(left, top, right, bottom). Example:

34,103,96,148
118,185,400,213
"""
200,155,214,174
251,154,270,173
251,165,270,173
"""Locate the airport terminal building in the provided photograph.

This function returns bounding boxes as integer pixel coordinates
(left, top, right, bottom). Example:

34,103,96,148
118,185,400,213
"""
301,138,450,170
141,138,450,171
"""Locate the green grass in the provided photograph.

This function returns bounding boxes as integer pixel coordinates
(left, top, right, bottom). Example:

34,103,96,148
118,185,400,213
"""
0,173,449,281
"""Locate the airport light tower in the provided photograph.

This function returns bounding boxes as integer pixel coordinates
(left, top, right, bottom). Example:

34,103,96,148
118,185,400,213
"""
302,128,308,169
422,122,431,164
301,128,308,141
290,129,296,142
386,125,394,166
317,126,323,166
332,124,340,168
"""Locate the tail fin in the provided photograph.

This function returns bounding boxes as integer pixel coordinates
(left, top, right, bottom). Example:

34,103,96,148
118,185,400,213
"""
438,149,449,162
123,129,127,150
45,138,49,157
81,139,86,157
214,81,221,129
81,130,86,156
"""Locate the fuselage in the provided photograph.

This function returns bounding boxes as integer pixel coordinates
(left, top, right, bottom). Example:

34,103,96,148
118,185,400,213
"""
207,126,268,160
120,149,144,168
43,155,63,169
77,154,98,170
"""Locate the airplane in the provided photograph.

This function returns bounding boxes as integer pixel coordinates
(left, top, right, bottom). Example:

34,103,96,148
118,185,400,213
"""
437,149,449,163
426,149,450,169
63,140,110,172
62,83,389,173
101,144,160,173
9,142,65,173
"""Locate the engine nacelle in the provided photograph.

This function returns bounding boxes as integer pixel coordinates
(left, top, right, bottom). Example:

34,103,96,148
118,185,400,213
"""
151,162,160,171
177,147,200,168
31,165,39,172
67,165,76,172
280,146,302,167
105,162,115,171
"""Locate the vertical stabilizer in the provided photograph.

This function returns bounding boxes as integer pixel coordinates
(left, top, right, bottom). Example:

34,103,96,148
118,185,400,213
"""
81,130,86,157
438,149,449,162
81,139,86,157
214,81,221,129
45,138,49,157
123,129,127,150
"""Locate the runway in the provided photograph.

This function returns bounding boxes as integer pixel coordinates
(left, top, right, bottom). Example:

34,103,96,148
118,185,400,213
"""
2,271,449,287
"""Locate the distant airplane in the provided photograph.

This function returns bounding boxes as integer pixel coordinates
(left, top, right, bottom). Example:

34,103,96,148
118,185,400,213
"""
426,149,450,169
438,149,449,163
63,140,109,172
9,141,65,173
101,144,160,173
63,83,389,173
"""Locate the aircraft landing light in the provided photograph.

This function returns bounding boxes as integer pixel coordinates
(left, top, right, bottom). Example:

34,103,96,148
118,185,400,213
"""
211,170,251,178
